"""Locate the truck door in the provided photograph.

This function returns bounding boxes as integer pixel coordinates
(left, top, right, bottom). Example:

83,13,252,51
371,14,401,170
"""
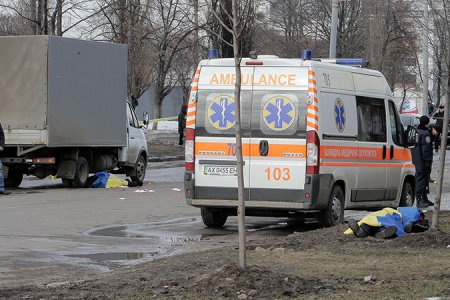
248,67,308,202
193,66,254,200
355,96,388,201
126,103,142,164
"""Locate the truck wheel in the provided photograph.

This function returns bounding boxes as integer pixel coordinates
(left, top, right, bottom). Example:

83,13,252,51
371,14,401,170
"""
319,185,344,227
61,178,73,188
201,208,228,228
5,168,23,188
399,181,414,207
131,154,147,186
71,157,89,188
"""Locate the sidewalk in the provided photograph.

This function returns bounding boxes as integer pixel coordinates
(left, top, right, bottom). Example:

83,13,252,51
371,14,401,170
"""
428,150,450,211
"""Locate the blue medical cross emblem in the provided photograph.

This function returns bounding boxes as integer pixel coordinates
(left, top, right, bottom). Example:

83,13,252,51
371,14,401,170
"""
334,98,346,132
263,96,296,131
207,96,235,130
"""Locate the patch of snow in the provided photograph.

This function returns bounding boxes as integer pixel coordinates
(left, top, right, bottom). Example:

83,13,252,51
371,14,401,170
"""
146,121,178,133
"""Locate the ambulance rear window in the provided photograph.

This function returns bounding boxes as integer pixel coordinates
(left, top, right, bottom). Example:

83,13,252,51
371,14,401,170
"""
195,90,252,137
252,91,307,138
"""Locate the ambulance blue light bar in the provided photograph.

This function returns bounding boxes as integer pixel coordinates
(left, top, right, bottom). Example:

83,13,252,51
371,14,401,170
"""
208,49,218,59
321,58,368,67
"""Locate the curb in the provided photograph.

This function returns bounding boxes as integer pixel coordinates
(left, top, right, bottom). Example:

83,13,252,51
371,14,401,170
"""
148,155,184,162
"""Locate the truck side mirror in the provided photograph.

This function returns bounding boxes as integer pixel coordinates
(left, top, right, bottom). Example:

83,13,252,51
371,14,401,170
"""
142,111,149,129
404,125,418,148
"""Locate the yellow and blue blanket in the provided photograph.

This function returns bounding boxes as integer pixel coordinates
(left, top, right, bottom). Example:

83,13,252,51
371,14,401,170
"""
90,171,128,188
344,207,422,237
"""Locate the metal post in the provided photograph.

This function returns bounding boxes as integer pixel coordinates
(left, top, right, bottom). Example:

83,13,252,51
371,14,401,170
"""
422,0,429,116
329,0,339,58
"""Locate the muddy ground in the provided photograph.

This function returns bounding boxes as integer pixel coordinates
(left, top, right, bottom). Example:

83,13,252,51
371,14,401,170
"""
2,212,449,299
145,131,184,158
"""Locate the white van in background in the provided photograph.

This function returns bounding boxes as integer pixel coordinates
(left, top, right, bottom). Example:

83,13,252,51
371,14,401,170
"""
184,51,417,228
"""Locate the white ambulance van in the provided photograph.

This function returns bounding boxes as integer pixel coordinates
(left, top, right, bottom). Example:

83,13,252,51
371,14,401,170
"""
184,52,417,228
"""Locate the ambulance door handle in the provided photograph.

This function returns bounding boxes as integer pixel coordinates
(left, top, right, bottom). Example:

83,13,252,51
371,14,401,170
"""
259,140,269,156
382,145,387,160
390,145,394,160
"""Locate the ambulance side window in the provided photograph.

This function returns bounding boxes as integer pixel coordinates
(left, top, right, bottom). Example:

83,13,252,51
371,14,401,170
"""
388,101,405,146
356,96,386,142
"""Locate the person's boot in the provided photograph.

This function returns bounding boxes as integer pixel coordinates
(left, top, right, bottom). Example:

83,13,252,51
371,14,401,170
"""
374,226,397,239
416,196,428,208
404,222,413,233
423,196,434,207
348,219,367,238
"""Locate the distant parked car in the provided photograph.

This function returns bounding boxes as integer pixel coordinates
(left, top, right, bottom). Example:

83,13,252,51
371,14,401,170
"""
400,100,418,114
431,111,450,147
400,113,448,147
399,113,436,130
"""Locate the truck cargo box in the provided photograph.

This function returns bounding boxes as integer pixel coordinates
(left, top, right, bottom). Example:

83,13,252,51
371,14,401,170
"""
0,36,128,147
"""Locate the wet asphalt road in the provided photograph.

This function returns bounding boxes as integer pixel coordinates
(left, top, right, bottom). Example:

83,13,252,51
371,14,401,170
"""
1,154,450,288
0,162,303,288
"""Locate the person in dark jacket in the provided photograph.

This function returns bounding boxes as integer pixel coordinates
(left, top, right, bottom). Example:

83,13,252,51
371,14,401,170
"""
0,123,10,195
411,116,434,208
433,105,444,152
178,104,187,145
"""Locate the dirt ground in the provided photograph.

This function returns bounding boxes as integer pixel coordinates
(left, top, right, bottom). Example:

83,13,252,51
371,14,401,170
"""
146,131,185,158
2,212,450,299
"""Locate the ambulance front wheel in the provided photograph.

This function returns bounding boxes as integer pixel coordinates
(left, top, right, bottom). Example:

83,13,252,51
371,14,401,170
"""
399,181,414,207
201,208,228,228
319,185,344,227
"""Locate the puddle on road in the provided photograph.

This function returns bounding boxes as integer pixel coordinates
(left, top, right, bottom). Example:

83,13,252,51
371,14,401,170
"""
53,217,310,272
69,252,146,264
85,217,303,244
85,217,230,242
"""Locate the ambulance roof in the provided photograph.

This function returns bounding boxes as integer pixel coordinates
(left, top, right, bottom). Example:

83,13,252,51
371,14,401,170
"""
199,57,392,97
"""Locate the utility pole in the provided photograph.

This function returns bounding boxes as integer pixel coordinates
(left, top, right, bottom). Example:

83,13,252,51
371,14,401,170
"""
422,0,429,116
329,0,339,58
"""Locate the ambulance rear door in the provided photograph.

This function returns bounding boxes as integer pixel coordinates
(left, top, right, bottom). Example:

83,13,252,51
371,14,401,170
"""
193,65,254,200
249,67,308,202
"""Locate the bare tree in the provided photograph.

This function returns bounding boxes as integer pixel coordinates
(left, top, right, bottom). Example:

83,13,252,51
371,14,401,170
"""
428,0,450,231
205,0,255,270
204,0,255,58
147,0,194,129
0,0,103,36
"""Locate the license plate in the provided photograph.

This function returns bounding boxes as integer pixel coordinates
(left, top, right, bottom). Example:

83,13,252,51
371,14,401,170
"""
203,166,237,176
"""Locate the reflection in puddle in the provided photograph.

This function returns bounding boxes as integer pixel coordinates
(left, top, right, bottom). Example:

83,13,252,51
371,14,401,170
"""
68,252,147,264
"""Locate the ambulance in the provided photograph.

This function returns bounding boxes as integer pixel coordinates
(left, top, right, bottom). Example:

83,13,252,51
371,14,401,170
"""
184,50,417,228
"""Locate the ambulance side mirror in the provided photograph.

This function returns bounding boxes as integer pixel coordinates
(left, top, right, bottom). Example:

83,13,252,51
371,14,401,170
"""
404,125,418,148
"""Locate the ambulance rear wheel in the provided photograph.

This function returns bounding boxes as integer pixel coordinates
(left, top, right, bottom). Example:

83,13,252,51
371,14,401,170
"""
319,185,344,227
399,181,414,207
201,208,228,228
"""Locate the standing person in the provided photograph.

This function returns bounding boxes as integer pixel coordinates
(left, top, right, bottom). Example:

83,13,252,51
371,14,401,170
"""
0,123,10,195
411,116,434,208
178,104,187,145
433,105,444,153
428,100,435,117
